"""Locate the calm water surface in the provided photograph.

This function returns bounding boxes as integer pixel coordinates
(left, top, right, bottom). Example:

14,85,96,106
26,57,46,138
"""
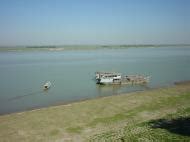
0,46,190,114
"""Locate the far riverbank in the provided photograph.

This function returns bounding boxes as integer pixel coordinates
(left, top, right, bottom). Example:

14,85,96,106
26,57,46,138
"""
0,44,190,52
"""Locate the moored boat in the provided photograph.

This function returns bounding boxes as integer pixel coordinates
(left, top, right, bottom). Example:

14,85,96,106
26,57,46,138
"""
95,72,150,85
96,72,122,84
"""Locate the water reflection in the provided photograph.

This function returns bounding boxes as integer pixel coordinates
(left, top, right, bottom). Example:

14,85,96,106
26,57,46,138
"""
6,90,45,102
96,84,149,97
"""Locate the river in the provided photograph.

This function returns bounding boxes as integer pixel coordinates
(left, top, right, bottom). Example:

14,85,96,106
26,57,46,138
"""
0,46,190,114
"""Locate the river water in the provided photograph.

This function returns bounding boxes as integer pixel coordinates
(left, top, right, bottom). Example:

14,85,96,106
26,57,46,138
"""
0,46,190,114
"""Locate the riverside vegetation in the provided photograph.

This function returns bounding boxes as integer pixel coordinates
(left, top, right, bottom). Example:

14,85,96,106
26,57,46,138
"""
0,82,190,141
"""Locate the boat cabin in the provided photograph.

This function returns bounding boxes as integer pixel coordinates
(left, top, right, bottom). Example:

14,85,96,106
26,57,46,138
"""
96,72,122,84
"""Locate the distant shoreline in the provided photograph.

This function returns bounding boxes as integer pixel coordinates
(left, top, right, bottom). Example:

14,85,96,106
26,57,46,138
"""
0,44,190,52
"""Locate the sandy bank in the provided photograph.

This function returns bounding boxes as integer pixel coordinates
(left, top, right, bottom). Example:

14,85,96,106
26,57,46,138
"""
0,82,190,141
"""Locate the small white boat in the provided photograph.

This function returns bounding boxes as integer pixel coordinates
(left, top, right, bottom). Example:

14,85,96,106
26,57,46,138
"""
43,81,51,90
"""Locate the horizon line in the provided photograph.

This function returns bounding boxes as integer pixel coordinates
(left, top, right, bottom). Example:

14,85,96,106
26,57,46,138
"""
1,43,190,48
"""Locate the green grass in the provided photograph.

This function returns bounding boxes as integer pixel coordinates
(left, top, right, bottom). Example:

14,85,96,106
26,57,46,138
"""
66,126,83,133
49,129,60,136
88,113,127,127
90,107,190,142
0,83,190,141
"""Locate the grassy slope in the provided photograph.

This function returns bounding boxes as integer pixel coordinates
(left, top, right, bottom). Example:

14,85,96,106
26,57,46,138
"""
0,84,190,142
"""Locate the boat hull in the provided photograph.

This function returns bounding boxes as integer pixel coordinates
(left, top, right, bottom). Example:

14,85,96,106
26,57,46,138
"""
43,81,51,90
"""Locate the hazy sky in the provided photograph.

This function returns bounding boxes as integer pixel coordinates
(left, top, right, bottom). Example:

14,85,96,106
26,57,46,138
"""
0,0,189,46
